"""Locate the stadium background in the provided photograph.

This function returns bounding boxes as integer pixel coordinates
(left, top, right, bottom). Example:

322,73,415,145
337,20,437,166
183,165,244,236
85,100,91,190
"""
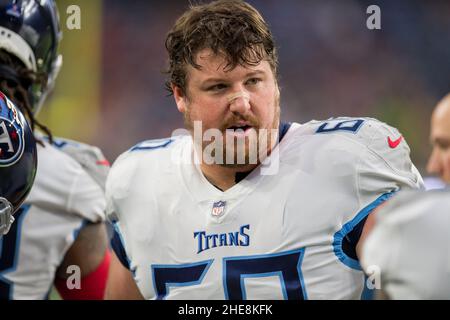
40,0,450,177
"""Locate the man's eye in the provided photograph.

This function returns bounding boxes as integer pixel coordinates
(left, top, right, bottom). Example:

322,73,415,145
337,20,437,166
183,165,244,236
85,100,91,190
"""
246,78,261,85
435,141,450,150
207,84,227,91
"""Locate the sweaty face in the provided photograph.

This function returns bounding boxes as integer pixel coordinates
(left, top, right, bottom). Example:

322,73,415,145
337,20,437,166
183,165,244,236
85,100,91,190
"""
174,48,280,168
427,105,450,183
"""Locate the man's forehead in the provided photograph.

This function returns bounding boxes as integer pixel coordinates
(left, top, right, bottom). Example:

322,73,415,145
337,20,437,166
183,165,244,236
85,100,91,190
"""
190,49,270,78
433,101,450,124
195,49,228,67
431,109,450,141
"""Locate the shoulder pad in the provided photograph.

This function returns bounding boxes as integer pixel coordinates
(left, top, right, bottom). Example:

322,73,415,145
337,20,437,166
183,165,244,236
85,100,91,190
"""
47,136,110,191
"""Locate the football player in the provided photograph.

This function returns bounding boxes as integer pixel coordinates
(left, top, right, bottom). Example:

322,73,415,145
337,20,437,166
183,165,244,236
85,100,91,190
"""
105,0,423,299
361,189,450,299
427,93,450,184
0,0,110,299
0,93,37,235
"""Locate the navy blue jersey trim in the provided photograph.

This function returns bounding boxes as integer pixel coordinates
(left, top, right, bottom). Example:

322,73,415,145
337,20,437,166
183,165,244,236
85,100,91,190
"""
278,122,292,142
110,223,131,270
342,215,368,260
333,190,397,270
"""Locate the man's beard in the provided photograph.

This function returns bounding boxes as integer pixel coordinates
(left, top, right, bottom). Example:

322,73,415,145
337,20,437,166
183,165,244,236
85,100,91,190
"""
185,101,281,168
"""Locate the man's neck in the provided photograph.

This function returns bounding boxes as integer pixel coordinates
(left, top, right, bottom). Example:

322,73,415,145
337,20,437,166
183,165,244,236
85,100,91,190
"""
200,163,257,191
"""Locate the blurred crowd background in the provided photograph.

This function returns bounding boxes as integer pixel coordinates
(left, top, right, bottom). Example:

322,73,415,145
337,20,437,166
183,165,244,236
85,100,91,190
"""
39,0,450,173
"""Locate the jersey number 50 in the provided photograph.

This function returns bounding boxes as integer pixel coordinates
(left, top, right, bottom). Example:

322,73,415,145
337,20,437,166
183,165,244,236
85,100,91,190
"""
151,248,307,300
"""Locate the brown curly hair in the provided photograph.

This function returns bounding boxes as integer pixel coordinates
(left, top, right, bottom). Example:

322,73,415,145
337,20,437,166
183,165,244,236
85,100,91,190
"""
0,50,52,144
165,0,278,96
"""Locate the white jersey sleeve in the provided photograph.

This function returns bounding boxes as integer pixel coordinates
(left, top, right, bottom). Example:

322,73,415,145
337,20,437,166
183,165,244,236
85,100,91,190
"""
353,118,423,199
304,117,423,199
291,117,423,274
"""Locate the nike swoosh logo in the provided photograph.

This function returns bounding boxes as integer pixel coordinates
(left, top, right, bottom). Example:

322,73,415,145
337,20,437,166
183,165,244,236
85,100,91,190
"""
388,136,403,148
96,160,110,166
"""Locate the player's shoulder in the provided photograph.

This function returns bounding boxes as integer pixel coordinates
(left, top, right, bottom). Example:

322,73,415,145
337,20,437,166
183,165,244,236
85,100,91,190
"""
36,136,105,191
45,135,110,190
114,135,187,166
107,135,188,194
37,138,85,173
36,135,95,174
48,135,105,156
295,117,401,144
289,116,408,156
284,117,421,183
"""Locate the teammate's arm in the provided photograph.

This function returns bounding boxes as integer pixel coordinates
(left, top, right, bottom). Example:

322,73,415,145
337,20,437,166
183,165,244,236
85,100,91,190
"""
54,222,111,299
105,251,144,300
355,207,380,260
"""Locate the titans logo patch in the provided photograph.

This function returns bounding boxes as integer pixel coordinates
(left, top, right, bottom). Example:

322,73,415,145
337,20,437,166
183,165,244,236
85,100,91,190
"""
0,115,24,167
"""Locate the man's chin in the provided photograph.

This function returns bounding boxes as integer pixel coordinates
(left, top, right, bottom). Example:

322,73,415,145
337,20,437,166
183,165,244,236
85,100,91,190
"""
217,156,260,169
220,146,262,167
217,163,257,170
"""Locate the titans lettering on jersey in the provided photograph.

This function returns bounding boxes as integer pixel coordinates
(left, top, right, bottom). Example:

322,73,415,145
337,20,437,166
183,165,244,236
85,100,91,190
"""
106,119,423,300
194,224,250,254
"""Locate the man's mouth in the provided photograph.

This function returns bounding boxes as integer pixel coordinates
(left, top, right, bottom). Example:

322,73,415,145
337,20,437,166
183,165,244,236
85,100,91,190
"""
225,120,256,131
225,123,256,138
227,124,253,131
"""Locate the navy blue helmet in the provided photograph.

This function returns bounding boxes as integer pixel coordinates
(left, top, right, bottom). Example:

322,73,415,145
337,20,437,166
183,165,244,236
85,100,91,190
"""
0,0,62,114
0,91,37,213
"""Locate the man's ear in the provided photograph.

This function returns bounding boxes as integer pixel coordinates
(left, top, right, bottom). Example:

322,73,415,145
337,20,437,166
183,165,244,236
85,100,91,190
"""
172,85,187,113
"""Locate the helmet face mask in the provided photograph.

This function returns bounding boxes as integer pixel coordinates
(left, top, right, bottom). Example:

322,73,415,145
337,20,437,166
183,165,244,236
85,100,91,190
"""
30,53,62,115
0,0,62,115
0,196,14,235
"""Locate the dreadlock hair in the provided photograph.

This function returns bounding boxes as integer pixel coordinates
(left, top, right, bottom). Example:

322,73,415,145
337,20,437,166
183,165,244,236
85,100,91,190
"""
0,49,53,145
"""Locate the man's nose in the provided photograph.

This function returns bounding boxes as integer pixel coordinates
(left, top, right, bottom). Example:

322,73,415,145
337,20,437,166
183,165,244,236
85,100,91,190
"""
228,91,250,115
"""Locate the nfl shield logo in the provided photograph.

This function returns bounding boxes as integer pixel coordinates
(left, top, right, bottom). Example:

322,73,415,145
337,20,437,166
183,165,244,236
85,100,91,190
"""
212,201,226,217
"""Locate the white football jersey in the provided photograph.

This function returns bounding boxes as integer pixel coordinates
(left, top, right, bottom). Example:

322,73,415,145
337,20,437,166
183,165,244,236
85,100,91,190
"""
0,138,106,300
106,118,423,300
